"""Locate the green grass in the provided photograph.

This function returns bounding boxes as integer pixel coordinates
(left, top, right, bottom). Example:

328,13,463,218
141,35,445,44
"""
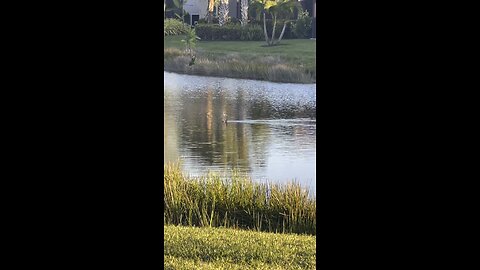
164,163,316,235
164,225,316,270
164,36,316,83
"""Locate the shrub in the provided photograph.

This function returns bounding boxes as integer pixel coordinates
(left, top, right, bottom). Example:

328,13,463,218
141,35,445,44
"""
198,17,219,24
195,23,264,41
164,18,190,36
229,17,241,24
292,11,313,38
181,27,199,58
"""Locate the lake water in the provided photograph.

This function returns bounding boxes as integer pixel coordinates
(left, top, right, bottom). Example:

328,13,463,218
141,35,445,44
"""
164,72,316,193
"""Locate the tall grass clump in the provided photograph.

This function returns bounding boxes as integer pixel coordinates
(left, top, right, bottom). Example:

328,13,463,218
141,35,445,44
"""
164,163,316,235
163,53,315,83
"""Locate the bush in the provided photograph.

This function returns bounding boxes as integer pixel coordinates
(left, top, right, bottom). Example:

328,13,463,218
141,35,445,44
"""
164,18,190,36
198,17,219,25
292,11,313,38
195,23,264,41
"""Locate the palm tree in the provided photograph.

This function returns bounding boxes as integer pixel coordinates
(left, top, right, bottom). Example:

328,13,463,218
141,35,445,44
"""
273,0,300,44
207,0,215,23
240,0,249,26
251,0,301,46
218,0,229,26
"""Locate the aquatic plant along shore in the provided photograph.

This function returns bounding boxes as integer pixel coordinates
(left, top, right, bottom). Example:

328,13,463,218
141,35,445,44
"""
164,163,316,235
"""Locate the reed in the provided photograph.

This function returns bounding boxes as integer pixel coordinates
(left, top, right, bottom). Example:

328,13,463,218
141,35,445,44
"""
164,163,316,235
163,53,314,83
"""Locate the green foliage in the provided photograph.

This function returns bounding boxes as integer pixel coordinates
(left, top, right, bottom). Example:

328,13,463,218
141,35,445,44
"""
164,18,190,36
250,0,303,45
164,163,316,235
164,225,316,269
251,0,302,20
292,11,312,38
181,27,200,57
195,23,264,41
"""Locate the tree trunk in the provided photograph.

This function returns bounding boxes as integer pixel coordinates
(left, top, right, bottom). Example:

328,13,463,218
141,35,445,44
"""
276,22,287,44
263,12,270,45
208,0,215,24
182,0,185,24
271,15,277,46
218,0,229,26
240,0,248,26
208,12,213,23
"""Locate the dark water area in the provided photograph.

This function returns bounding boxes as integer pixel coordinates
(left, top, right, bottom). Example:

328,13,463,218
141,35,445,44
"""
164,72,316,193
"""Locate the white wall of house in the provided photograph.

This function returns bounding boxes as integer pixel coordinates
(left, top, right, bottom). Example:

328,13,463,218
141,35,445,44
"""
183,0,209,20
184,0,238,22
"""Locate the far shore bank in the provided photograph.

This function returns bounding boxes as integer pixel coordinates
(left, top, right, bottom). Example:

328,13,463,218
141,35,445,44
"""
164,70,317,86
164,36,316,84
163,67,316,84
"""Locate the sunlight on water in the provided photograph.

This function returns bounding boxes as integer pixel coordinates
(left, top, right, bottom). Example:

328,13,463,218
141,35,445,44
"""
164,72,316,193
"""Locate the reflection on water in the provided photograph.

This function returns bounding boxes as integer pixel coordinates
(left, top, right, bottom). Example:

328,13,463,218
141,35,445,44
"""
164,72,316,192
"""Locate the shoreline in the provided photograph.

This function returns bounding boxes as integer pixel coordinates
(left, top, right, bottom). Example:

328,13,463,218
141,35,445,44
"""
164,70,317,86
163,57,316,84
164,67,316,84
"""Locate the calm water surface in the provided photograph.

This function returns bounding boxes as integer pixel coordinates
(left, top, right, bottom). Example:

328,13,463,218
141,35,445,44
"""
164,72,316,193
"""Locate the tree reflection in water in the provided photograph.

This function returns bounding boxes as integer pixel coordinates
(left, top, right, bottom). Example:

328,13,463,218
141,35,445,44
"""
164,72,316,193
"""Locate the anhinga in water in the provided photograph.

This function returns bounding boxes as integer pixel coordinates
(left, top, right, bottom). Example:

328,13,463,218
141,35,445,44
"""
222,113,228,124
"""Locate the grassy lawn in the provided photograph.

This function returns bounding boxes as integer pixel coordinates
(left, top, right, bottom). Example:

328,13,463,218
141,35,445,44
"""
164,36,316,71
164,36,316,83
164,225,316,270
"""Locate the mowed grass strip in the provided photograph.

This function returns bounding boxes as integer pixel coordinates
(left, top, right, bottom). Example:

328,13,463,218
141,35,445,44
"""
164,36,316,83
164,225,316,270
164,163,316,235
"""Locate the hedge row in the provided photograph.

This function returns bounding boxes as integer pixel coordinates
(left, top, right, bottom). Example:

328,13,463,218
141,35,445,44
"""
194,20,308,41
195,24,264,41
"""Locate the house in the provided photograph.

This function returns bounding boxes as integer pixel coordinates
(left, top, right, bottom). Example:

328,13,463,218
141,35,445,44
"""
182,0,240,25
172,0,316,37
182,0,208,24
